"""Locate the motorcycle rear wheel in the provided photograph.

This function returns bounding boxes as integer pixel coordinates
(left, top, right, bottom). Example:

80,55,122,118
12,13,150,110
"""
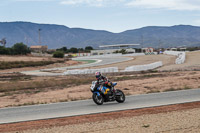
93,93,104,105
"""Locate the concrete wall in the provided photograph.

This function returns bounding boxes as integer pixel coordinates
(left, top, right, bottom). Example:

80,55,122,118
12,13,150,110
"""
164,51,186,64
63,61,163,75
122,53,145,56
63,67,118,75
123,61,163,72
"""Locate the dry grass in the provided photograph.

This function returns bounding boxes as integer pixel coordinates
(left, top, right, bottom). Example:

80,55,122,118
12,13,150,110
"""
0,70,199,108
0,60,64,70
164,86,193,92
0,75,94,96
147,90,160,94
0,72,164,95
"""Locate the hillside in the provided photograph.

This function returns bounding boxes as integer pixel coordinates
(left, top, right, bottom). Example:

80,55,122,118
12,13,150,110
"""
0,22,200,48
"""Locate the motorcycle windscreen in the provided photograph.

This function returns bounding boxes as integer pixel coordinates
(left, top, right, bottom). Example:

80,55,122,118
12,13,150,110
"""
113,82,117,86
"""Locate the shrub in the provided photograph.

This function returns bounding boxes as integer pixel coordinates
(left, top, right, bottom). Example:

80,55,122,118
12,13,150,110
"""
53,51,64,58
12,43,30,55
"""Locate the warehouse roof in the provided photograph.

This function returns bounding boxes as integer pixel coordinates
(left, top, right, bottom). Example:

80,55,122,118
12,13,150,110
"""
99,44,140,48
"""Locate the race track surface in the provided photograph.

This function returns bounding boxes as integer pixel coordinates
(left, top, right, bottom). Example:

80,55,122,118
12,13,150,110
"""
0,88,200,124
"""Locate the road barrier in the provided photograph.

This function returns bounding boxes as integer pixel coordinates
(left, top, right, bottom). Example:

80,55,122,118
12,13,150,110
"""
164,51,186,64
145,52,157,55
73,53,145,59
123,61,163,72
63,67,118,75
31,52,52,57
74,54,122,59
63,61,163,75
122,53,145,56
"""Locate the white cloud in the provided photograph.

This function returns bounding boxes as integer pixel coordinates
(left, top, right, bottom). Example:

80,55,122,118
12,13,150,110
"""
13,0,57,1
60,0,126,7
126,0,200,11
194,19,200,24
60,0,200,10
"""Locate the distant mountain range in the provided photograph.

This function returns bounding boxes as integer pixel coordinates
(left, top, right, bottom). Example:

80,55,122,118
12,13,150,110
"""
0,22,200,49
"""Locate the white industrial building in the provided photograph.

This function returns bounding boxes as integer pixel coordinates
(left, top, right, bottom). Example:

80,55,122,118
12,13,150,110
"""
91,44,140,55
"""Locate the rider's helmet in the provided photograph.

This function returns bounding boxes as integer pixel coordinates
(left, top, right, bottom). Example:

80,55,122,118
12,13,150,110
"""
95,72,101,79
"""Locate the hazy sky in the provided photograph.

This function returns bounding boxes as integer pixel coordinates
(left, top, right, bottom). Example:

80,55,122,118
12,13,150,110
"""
1,0,200,33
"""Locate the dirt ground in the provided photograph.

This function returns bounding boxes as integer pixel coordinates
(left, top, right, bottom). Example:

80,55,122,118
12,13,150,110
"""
1,102,200,133
0,51,200,108
0,55,81,73
0,51,200,132
90,51,200,71
1,51,199,73
158,51,200,71
0,55,53,62
0,54,176,74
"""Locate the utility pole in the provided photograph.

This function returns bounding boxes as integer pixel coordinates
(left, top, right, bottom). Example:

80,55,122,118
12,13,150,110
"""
25,36,28,46
158,39,162,49
38,28,42,45
141,35,144,48
141,35,144,53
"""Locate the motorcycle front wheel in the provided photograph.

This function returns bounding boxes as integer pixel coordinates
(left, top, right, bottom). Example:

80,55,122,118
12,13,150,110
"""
115,89,125,103
92,93,104,105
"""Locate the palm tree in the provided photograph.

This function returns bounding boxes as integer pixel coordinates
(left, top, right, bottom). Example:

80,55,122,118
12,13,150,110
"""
0,38,6,47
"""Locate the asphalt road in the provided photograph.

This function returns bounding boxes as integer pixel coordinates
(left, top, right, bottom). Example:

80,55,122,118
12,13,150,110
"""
0,89,200,124
70,56,132,69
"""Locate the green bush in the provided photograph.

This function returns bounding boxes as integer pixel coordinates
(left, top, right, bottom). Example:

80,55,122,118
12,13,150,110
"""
0,43,30,55
53,51,64,58
114,49,127,54
12,43,30,55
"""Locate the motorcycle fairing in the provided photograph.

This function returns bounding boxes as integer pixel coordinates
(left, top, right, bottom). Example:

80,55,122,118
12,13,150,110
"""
97,85,110,95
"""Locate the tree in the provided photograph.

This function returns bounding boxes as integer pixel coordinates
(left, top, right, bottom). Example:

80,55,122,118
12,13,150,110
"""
57,47,68,53
69,47,78,53
0,38,6,47
114,50,119,53
0,46,9,55
7,48,14,55
120,49,127,54
115,49,127,54
85,46,93,52
78,48,84,53
12,43,30,55
53,51,64,58
62,47,68,52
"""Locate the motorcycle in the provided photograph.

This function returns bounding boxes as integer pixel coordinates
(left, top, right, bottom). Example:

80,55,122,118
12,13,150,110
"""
90,81,125,105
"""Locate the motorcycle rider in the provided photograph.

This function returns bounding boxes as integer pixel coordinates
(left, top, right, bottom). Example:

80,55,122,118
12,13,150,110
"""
94,72,114,93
